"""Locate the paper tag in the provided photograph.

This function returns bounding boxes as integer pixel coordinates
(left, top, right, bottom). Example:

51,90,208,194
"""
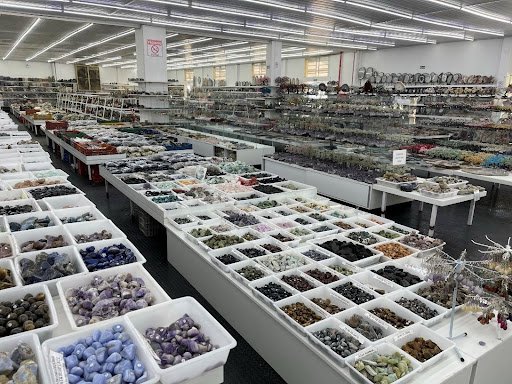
393,329,414,342
373,275,395,288
195,166,207,181
392,150,407,166
365,312,390,329
344,325,364,342
49,350,69,384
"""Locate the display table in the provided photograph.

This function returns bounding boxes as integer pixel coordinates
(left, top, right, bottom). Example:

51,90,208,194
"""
372,183,487,236
263,157,411,209
23,114,44,136
174,128,275,166
165,224,479,384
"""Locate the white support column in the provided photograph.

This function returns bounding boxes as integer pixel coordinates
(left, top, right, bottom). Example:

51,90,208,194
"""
135,25,167,94
266,41,282,86
496,37,512,87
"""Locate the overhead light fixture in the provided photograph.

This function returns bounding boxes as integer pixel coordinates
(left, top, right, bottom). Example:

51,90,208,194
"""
0,2,60,12
281,36,368,50
103,59,137,67
412,16,462,29
422,0,460,10
67,43,136,64
374,24,422,34
240,0,305,12
191,4,269,20
246,24,304,35
308,9,371,26
26,23,93,61
64,10,148,23
464,27,504,37
153,20,221,32
461,7,511,24
3,18,41,60
224,30,277,39
344,1,412,19
73,1,167,17
85,56,122,65
273,18,334,32
167,37,212,49
144,0,188,6
49,29,134,62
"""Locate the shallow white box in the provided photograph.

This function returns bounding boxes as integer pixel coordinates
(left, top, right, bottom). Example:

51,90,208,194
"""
126,297,237,384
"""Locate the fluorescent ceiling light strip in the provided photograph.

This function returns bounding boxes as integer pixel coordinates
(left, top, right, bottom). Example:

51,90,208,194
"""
423,0,460,10
73,1,167,16
64,10,148,23
307,32,394,47
3,18,41,60
412,16,462,29
374,24,422,34
384,33,428,43
344,1,412,18
246,24,304,35
461,7,511,24
67,43,136,64
335,27,383,37
144,0,188,6
166,42,249,58
167,38,212,49
240,0,305,12
224,30,277,39
103,59,137,67
307,9,370,26
85,56,121,65
281,36,367,50
464,27,504,37
274,18,334,32
0,2,60,12
26,23,93,61
49,29,134,62
153,20,221,32
191,4,269,20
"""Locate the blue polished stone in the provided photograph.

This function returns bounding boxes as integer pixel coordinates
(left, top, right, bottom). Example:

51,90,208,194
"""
65,355,79,369
95,347,107,364
120,344,136,361
122,369,136,383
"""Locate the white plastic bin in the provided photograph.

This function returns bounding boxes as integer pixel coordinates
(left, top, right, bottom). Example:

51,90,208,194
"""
75,238,147,272
0,258,22,291
42,194,95,210
41,317,160,384
53,206,106,224
14,246,87,296
0,333,48,383
0,198,41,216
11,225,73,255
346,342,422,384
6,211,59,232
0,284,58,342
0,189,28,201
274,294,328,334
360,297,423,331
57,263,171,331
126,297,237,384
64,219,126,244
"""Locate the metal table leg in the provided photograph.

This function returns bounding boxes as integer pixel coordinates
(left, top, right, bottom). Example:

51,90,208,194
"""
380,192,387,217
419,201,424,212
105,180,110,199
428,205,438,237
467,199,476,226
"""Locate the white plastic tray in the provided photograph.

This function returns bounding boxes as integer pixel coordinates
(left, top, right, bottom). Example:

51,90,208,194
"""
11,225,73,255
41,316,160,384
42,194,95,210
52,206,106,223
126,297,237,384
57,263,171,331
64,219,126,244
0,198,41,215
6,210,59,232
13,245,86,296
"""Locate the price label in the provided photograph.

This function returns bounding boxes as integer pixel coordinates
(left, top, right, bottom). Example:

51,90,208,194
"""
393,329,414,342
392,150,407,166
373,274,395,288
365,312,390,329
49,350,69,384
195,166,207,181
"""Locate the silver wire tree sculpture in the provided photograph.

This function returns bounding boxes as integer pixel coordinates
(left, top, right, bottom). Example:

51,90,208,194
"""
422,249,503,361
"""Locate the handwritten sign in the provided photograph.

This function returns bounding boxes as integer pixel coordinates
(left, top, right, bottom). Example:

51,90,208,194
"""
392,149,407,166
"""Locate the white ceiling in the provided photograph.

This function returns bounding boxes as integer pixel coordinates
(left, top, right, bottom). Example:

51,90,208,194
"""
0,0,510,68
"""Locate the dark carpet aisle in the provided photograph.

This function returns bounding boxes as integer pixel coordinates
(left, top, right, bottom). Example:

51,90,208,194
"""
21,120,512,384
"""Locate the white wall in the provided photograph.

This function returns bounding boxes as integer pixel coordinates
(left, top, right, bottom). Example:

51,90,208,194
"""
357,39,503,77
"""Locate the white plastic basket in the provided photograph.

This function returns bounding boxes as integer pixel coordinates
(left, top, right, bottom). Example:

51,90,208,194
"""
346,342,422,384
350,270,402,296
13,246,87,296
385,289,448,327
336,306,397,344
0,284,58,342
57,263,171,331
274,294,328,334
360,297,423,331
64,219,126,245
0,198,41,216
228,259,270,285
305,317,369,367
0,333,49,383
301,286,355,316
126,297,237,384
75,238,147,272
11,225,73,255
6,211,59,232
42,194,95,210
52,206,106,224
0,189,28,202
249,275,299,307
41,317,160,384
0,257,22,291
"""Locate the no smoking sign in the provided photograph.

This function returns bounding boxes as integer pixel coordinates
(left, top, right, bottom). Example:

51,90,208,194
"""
146,39,163,57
